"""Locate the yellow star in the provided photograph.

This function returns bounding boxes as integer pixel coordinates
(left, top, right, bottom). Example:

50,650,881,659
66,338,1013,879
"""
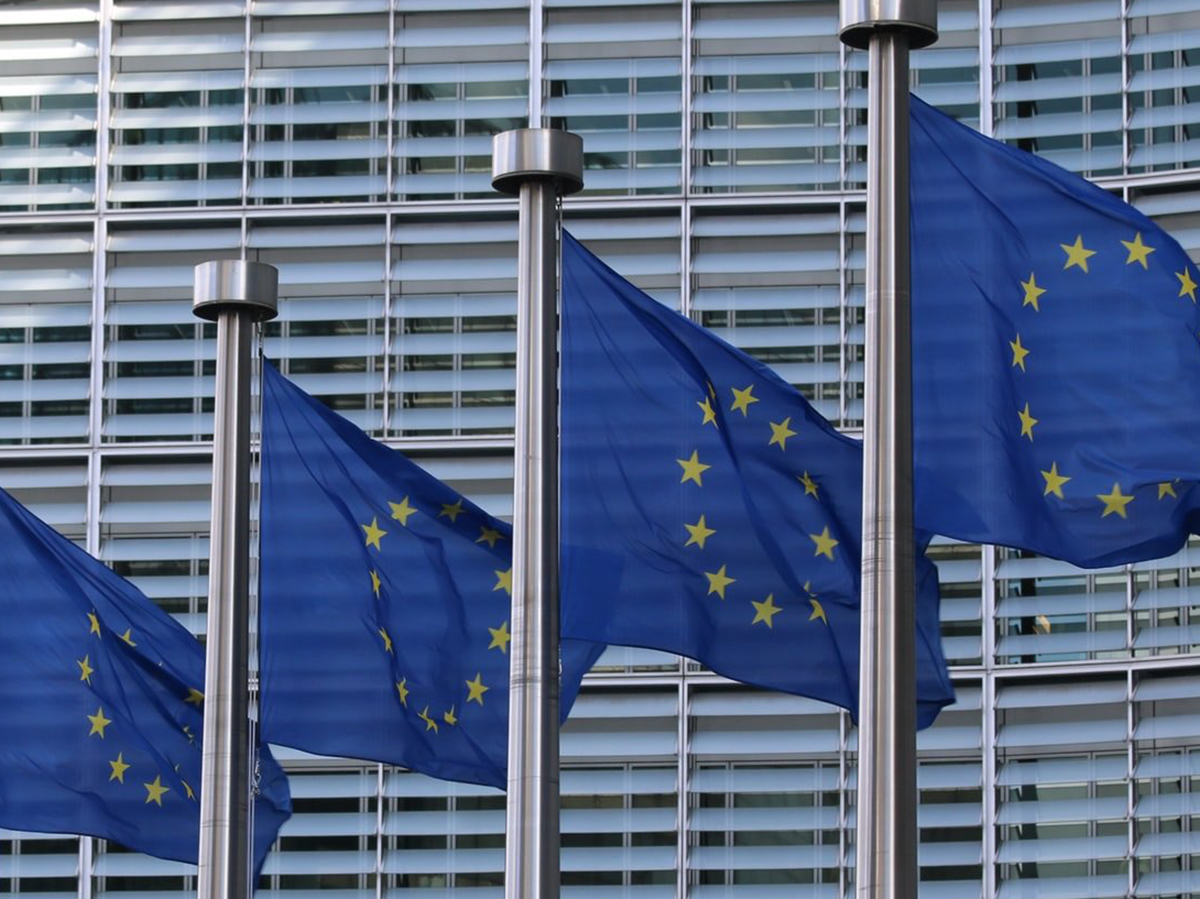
77,654,94,685
810,526,839,561
389,496,418,525
143,775,169,806
1061,235,1096,272
87,707,112,738
1021,272,1046,311
697,396,718,427
730,384,759,417
118,629,136,647
438,499,464,522
182,779,195,800
1158,481,1177,500
677,450,711,487
1178,267,1198,303
704,564,735,600
87,611,101,637
185,688,204,706
395,678,409,706
683,514,716,549
808,598,828,625
1010,334,1029,372
361,517,387,550
493,567,512,596
477,526,503,548
378,627,393,654
1041,462,1071,499
1097,482,1134,518
466,672,489,705
750,593,782,628
798,471,819,499
768,417,797,450
182,724,196,744
488,620,511,653
109,752,130,783
1121,232,1155,269
370,569,382,598
418,705,439,733
443,706,458,727
1018,402,1038,441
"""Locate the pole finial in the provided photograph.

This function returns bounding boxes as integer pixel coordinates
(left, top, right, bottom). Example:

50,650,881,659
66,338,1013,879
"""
492,129,584,197
839,0,939,50
193,260,279,323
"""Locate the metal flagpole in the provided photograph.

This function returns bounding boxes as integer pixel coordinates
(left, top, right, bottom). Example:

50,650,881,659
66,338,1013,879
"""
837,3,938,899
490,130,583,899
193,260,279,899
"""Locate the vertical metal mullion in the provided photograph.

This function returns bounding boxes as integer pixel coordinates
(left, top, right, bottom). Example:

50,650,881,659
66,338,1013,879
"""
83,9,110,881
1126,564,1136,663
674,673,690,899
375,763,385,899
681,0,693,199
839,33,849,188
382,211,394,437
680,200,692,319
979,0,995,137
838,708,850,899
981,543,998,899
242,5,252,208
385,0,396,204
383,3,396,436
77,836,93,899
1125,667,1137,899
530,0,545,127
91,0,112,454
1120,0,1133,174
96,0,112,214
838,198,849,425
89,219,107,470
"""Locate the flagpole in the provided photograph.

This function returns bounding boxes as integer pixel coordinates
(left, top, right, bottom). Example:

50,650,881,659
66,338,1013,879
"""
491,130,583,899
193,260,278,899
837,3,937,899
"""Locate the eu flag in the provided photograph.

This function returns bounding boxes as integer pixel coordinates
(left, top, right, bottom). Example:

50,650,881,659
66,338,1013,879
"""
560,233,955,726
911,96,1200,568
0,483,291,869
259,361,604,788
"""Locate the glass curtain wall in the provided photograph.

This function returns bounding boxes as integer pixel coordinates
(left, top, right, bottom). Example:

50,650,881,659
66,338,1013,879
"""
0,1,1198,898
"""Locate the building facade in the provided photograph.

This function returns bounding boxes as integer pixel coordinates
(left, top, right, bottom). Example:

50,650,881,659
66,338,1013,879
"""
1,0,1199,897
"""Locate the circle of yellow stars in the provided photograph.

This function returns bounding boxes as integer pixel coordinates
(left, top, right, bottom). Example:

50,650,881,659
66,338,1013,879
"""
1014,232,1194,519
79,611,200,807
358,492,510,737
679,381,831,630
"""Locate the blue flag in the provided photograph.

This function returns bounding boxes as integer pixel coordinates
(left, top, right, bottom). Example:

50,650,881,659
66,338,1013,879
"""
912,96,1200,567
0,484,291,869
259,361,604,788
560,232,955,726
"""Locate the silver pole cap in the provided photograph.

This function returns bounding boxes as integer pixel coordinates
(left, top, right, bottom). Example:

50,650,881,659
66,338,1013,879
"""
193,260,279,323
839,0,938,49
491,129,585,197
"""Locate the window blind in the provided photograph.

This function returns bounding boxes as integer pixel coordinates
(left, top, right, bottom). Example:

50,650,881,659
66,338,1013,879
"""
0,12,98,212
109,3,245,208
546,4,682,197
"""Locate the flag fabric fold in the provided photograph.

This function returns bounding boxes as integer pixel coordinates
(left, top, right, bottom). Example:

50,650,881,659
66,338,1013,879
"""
0,484,291,869
560,232,955,726
259,361,604,789
911,95,1200,568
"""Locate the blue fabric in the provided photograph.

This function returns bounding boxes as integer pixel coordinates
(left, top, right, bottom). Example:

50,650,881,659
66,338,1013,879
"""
259,361,604,789
911,96,1200,567
560,232,955,727
0,485,291,869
